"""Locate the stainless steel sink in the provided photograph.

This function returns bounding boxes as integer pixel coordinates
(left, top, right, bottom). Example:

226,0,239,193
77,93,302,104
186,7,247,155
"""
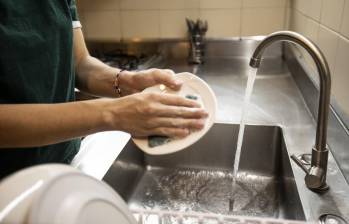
103,123,305,221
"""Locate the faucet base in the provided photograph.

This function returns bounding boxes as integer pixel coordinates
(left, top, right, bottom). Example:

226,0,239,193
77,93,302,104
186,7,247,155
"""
308,182,329,193
291,152,330,193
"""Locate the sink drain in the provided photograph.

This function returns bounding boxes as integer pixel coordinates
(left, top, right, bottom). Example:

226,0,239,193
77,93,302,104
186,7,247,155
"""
319,214,348,224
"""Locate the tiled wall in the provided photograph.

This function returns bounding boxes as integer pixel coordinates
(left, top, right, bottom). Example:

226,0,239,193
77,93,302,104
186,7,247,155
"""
288,0,349,116
76,0,288,40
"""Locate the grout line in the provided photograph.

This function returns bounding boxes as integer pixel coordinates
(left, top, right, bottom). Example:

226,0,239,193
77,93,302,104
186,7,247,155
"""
119,10,124,40
117,0,123,39
318,0,324,24
157,8,161,38
199,6,287,10
239,0,244,38
283,0,289,30
198,0,202,20
312,0,323,43
338,0,347,34
239,0,242,36
331,30,341,76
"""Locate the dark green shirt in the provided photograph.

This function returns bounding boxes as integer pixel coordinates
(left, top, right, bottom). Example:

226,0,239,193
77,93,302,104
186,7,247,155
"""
0,0,81,179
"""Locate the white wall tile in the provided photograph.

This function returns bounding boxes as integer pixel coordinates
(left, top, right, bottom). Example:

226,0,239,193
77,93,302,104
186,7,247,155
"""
305,18,320,42
333,36,349,115
242,0,286,8
121,10,159,38
340,0,349,38
290,9,307,34
306,0,322,21
160,10,199,38
120,0,159,10
200,9,240,37
290,9,320,75
290,15,318,83
83,11,121,40
200,0,242,9
241,8,285,36
289,1,349,115
158,0,199,9
291,0,323,21
303,19,321,74
286,0,290,8
292,0,307,13
321,0,345,32
78,0,120,11
317,25,340,72
285,7,291,29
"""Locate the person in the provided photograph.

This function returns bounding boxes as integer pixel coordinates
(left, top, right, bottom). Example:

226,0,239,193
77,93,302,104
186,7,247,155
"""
0,0,208,179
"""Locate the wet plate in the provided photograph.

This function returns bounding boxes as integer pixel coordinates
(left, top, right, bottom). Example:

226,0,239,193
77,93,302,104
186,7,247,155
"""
132,72,217,155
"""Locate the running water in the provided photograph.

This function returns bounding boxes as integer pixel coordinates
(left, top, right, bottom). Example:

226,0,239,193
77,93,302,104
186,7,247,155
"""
232,68,258,185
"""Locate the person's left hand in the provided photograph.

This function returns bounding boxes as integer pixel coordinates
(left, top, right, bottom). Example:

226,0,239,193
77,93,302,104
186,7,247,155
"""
118,68,182,96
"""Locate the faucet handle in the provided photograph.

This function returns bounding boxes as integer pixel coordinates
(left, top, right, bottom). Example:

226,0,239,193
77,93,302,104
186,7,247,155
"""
291,154,330,192
291,154,310,174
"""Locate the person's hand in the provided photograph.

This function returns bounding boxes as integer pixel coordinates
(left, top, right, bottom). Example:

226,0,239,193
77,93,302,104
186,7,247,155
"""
118,68,181,96
104,92,208,138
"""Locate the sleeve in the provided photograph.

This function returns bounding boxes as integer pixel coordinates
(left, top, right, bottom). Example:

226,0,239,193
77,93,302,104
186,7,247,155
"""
69,0,82,29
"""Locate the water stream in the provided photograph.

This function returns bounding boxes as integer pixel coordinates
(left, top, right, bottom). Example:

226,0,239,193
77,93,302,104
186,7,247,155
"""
232,68,258,186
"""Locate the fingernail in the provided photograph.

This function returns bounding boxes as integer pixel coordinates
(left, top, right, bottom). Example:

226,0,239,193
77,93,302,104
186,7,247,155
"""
198,109,208,116
193,102,201,108
175,80,183,86
198,119,206,126
182,129,190,136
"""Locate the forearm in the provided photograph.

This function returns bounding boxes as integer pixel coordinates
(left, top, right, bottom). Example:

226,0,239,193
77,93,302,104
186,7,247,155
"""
0,93,208,148
76,55,120,97
0,100,111,148
73,29,120,98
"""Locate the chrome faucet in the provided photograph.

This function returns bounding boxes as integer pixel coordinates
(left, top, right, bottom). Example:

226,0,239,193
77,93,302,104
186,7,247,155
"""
249,31,331,193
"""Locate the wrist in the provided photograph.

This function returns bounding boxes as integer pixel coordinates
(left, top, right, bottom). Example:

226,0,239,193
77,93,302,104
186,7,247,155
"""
87,99,117,131
113,69,123,97
118,70,135,89
111,69,134,97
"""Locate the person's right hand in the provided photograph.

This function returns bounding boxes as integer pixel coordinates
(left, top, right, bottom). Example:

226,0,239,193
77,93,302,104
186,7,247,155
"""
104,92,208,138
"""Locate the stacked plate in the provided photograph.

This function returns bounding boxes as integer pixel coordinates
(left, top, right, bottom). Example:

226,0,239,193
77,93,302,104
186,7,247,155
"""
0,164,137,224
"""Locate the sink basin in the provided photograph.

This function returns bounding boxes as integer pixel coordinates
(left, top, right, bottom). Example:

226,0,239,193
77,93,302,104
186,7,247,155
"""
103,123,305,220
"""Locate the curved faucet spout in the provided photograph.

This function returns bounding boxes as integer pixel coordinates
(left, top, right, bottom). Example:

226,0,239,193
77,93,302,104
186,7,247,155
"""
249,31,331,192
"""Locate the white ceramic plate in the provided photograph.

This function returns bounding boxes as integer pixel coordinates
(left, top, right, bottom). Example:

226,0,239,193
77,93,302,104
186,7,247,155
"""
0,165,79,224
29,172,137,224
132,72,217,155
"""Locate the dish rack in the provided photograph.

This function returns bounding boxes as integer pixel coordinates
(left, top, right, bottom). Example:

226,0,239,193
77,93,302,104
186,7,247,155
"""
131,209,311,224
